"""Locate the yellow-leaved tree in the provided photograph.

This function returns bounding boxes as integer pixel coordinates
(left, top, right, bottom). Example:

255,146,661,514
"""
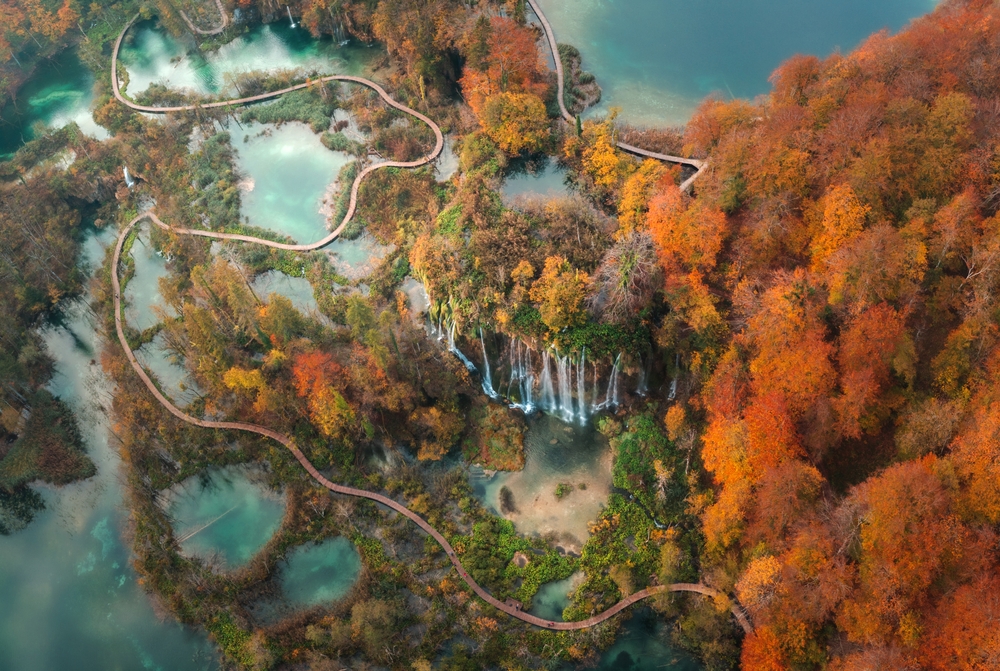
480,92,550,154
528,256,590,332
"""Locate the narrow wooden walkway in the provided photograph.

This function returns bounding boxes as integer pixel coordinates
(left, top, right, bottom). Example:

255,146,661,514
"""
110,14,749,635
524,0,707,192
178,0,229,36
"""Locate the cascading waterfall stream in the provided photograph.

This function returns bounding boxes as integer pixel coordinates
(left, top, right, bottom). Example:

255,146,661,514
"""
286,6,296,28
576,348,588,425
507,339,535,414
557,353,574,423
479,329,499,399
447,322,478,374
540,350,556,412
432,320,627,424
668,352,680,401
596,353,622,411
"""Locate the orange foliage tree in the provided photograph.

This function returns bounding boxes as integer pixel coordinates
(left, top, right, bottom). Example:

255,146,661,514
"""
291,350,356,441
459,16,548,118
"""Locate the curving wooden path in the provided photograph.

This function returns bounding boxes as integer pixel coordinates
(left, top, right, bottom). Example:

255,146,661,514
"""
110,14,750,634
524,0,708,192
178,0,229,36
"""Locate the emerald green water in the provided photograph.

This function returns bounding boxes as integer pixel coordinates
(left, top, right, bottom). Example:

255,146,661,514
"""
231,121,354,244
278,537,361,606
503,157,571,201
123,226,174,331
530,572,582,621
135,332,204,408
474,415,612,554
119,20,382,97
165,467,285,569
251,269,320,313
535,0,937,125
588,609,701,671
0,49,108,158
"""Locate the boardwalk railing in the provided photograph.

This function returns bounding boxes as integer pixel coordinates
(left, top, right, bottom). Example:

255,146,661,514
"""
524,0,708,192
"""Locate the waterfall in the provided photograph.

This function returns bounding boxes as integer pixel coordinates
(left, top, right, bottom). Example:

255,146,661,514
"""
479,330,499,399
668,352,679,401
540,350,556,412
556,353,574,423
610,353,623,407
522,345,534,412
334,18,349,45
507,339,535,414
576,348,587,425
597,353,622,411
636,355,650,397
592,361,601,412
286,6,296,28
447,323,478,374
123,166,134,188
505,340,517,400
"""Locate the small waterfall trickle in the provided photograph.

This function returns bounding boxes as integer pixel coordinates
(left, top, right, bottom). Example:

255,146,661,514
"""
576,348,587,425
540,350,556,412
668,352,679,401
610,353,622,407
447,323,478,374
596,353,623,411
557,353,574,423
332,17,349,45
592,361,601,412
507,339,536,414
522,345,534,412
479,330,499,399
636,354,651,397
286,6,296,28
123,166,135,188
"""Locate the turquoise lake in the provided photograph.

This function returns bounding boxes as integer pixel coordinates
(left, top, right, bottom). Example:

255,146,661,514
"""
0,49,107,158
535,0,938,125
165,467,285,569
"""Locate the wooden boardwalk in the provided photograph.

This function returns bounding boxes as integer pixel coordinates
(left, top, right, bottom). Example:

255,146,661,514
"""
109,15,749,634
524,0,707,192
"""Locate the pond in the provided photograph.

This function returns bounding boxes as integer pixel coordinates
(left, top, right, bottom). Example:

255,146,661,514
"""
0,48,108,158
278,537,361,607
118,19,383,97
0,224,219,670
123,225,174,332
230,121,354,244
163,466,285,569
502,156,571,201
533,0,938,125
134,331,204,408
587,608,701,671
530,571,583,621
251,269,320,314
473,414,612,553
